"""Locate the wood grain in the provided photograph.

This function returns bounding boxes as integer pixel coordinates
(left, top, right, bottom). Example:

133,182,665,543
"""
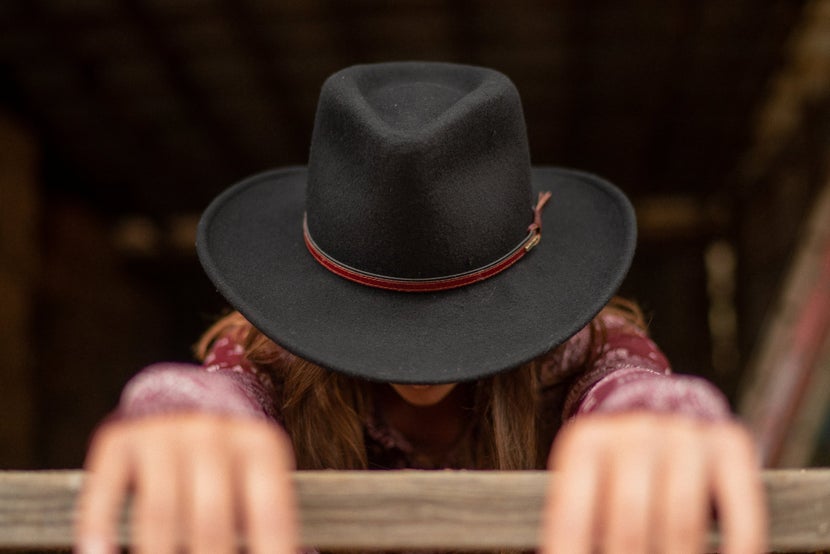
1,469,829,551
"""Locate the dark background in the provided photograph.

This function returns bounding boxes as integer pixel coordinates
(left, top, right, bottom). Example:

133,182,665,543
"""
1,0,829,470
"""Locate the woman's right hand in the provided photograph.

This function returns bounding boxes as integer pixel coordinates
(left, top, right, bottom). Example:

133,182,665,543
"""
75,412,298,554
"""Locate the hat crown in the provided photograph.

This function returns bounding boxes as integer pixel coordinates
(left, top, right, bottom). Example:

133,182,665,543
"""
306,62,533,279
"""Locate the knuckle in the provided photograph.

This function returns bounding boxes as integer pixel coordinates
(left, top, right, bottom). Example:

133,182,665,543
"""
88,423,122,455
727,526,766,554
559,419,602,449
708,419,744,440
237,421,294,460
134,510,177,552
184,419,231,452
190,511,235,552
664,513,704,546
136,490,177,526
709,422,757,458
729,424,755,450
235,419,274,442
184,415,216,436
607,523,648,554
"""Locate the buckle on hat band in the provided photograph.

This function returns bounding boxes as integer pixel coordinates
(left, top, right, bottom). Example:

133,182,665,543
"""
303,191,551,292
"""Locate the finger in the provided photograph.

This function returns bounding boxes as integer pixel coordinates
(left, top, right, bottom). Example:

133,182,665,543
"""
541,422,603,554
131,431,181,554
75,425,133,554
654,422,708,554
236,424,298,554
185,426,237,554
601,426,657,554
709,424,767,554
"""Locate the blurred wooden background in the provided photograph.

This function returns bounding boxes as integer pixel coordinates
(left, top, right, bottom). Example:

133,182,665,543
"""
1,0,829,470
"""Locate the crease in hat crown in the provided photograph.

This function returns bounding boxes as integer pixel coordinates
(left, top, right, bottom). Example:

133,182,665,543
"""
304,61,537,282
343,64,506,142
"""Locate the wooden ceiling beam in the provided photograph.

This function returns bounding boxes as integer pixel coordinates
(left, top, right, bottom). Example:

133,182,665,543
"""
120,0,255,181
738,0,830,183
214,0,312,164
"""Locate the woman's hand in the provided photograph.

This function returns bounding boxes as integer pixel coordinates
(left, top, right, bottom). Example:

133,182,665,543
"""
541,412,767,554
75,413,297,554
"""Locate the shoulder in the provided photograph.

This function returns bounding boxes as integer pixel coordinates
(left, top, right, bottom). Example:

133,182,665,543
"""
203,331,295,391
537,323,594,386
536,306,667,386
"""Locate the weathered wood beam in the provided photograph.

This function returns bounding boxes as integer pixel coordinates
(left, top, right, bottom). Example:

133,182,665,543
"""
1,469,829,551
214,0,313,164
119,0,256,178
734,0,830,467
739,178,830,466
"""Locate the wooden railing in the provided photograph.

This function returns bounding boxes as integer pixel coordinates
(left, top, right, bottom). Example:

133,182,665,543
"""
1,469,829,551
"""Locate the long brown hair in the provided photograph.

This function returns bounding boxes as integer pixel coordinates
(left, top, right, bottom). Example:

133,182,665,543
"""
194,297,645,471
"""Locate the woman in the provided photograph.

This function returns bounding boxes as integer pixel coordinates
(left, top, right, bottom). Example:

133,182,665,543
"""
76,61,766,553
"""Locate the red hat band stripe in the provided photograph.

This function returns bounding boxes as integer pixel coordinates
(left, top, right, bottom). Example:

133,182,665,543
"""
302,191,551,293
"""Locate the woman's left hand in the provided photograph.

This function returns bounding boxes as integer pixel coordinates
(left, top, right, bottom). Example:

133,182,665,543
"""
540,411,767,554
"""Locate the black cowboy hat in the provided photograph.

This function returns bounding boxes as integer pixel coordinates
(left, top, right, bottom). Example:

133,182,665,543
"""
196,61,636,384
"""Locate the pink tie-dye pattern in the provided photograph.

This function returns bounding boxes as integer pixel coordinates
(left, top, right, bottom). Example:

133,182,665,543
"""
117,336,279,421
538,313,730,421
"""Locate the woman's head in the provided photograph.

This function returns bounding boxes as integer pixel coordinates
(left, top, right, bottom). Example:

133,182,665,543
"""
195,61,637,386
195,299,645,471
196,311,544,471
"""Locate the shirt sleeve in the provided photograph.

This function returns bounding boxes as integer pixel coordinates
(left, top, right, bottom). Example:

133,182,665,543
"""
114,335,281,422
561,312,732,421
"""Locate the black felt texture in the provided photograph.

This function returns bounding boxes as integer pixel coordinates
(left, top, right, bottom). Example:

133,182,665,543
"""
306,62,532,278
196,62,637,384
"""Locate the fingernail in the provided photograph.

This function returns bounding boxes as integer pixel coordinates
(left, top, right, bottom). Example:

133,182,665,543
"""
74,537,110,554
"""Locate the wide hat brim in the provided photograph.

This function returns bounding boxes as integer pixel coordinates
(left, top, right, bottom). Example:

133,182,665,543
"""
197,166,636,384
